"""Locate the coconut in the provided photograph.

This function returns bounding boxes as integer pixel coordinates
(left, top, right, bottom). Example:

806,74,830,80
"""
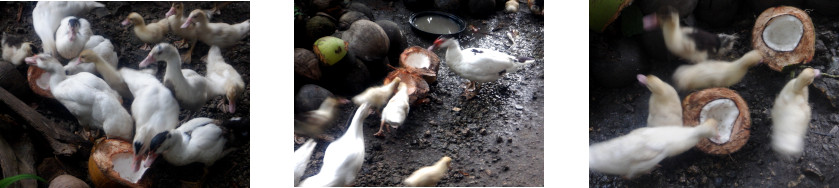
320,57,371,95
27,65,53,98
752,6,814,71
589,0,632,32
89,139,152,188
384,68,430,105
435,0,461,13
346,2,374,20
343,20,389,80
376,20,407,67
294,48,321,81
313,36,348,66
338,11,369,31
306,13,337,41
682,88,750,155
50,175,90,188
295,84,335,114
399,46,441,84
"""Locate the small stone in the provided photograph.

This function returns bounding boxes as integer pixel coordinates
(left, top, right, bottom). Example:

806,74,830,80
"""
514,104,523,110
453,107,461,112
479,128,487,135
496,136,503,143
425,130,432,137
829,125,839,135
507,138,512,143
502,165,509,171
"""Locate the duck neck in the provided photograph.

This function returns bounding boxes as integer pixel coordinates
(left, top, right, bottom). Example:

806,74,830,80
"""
164,57,189,89
93,58,121,80
48,65,68,89
163,131,189,162
444,40,462,66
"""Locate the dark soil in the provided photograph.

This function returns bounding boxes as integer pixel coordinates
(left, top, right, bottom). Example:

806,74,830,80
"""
590,4,839,187
0,2,249,187
295,0,544,186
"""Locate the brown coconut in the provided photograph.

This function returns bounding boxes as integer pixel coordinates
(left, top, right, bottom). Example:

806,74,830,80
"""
294,48,321,80
752,6,814,72
89,139,152,188
682,88,750,155
384,68,429,105
27,65,53,98
399,46,440,84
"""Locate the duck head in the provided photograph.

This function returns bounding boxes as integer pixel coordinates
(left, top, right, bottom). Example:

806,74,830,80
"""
427,37,453,51
181,9,208,29
140,43,179,67
72,49,100,67
166,3,184,17
25,53,62,73
122,12,142,26
145,130,176,168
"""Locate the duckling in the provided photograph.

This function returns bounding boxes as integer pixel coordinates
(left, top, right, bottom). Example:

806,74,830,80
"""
1,32,35,66
403,156,452,187
166,3,199,63
375,82,409,137
505,0,519,13
638,74,682,127
24,53,133,141
65,35,118,75
294,139,317,186
181,9,249,49
659,7,723,63
772,68,819,158
298,103,371,187
122,12,170,51
74,49,132,99
673,50,762,91
589,119,718,179
204,46,244,113
119,68,179,171
56,16,92,59
33,1,104,56
140,43,209,112
352,77,402,109
295,97,348,138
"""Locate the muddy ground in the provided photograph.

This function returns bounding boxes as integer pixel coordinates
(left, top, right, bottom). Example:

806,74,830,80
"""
0,2,249,187
590,3,839,187
294,0,544,186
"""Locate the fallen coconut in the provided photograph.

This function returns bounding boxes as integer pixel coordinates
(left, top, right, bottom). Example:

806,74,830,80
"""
27,65,53,98
338,11,369,30
384,68,430,106
295,84,335,114
89,139,152,188
294,48,321,81
306,13,337,41
752,6,814,71
376,20,407,67
682,88,750,155
589,0,632,32
50,174,89,188
313,36,348,66
399,46,440,84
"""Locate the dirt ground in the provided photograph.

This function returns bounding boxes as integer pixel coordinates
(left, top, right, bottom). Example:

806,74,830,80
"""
0,2,249,187
294,0,544,186
590,3,839,187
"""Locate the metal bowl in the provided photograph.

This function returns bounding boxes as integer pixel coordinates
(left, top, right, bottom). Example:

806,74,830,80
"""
409,11,466,38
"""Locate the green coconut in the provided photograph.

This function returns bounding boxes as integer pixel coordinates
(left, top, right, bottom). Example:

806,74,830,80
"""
313,36,348,66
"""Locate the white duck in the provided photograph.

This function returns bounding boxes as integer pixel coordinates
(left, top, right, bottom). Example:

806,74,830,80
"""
294,139,317,186
65,35,118,75
589,119,718,179
375,82,409,137
118,68,179,171
32,1,104,56
638,74,682,127
140,43,209,112
24,53,133,141
204,46,245,113
772,68,819,158
165,3,199,63
55,16,92,59
352,77,401,109
673,50,763,91
298,103,371,187
146,117,244,168
181,9,250,49
427,37,535,99
122,12,170,51
295,97,348,138
659,8,731,63
73,49,132,99
1,32,35,66
403,156,452,187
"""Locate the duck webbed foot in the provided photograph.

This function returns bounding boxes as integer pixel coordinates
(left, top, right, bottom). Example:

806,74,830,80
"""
462,81,479,100
140,43,152,51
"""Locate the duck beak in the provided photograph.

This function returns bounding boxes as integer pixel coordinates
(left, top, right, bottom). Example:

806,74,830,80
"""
143,152,158,168
139,54,155,68
166,6,176,17
72,57,82,66
24,55,37,65
180,18,192,28
228,98,236,113
815,69,822,78
121,18,130,26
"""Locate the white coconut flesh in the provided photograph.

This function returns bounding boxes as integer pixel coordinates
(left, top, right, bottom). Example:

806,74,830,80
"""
699,99,739,144
112,153,149,183
762,14,803,52
405,53,431,69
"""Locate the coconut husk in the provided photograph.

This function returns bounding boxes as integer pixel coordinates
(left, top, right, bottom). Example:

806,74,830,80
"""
27,66,53,98
752,6,814,72
399,46,440,84
89,139,152,188
682,88,750,155
384,68,429,106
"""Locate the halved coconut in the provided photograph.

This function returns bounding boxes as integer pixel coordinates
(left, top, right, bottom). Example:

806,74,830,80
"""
384,68,429,106
89,139,151,188
399,46,440,84
27,66,53,98
682,88,750,155
752,6,814,72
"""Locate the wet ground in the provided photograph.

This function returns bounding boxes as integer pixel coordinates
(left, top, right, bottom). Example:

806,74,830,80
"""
0,2,249,187
590,4,839,187
294,0,544,186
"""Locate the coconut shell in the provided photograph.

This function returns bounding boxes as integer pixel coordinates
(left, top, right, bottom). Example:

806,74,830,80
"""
399,46,440,84
49,175,90,188
294,48,321,80
306,14,337,41
27,65,53,98
752,6,814,72
295,84,335,114
384,68,429,106
682,88,750,155
338,11,369,31
89,139,152,188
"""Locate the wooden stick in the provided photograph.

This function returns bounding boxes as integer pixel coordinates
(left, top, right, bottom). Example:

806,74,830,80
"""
0,87,84,156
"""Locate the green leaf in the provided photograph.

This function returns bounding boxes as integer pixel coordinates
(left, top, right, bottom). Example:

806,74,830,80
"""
0,174,47,188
